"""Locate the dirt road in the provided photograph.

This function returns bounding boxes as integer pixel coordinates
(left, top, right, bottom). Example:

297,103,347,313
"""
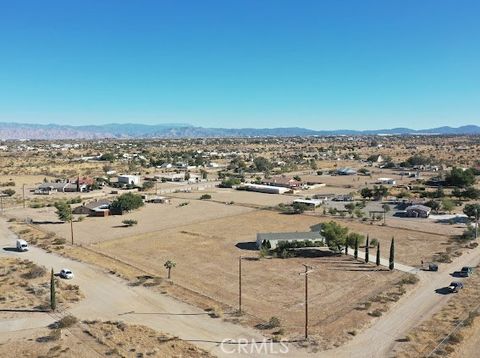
323,245,480,358
0,218,306,357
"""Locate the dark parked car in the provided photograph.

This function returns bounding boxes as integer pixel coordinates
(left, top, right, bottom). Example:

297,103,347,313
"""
459,267,474,277
448,281,464,293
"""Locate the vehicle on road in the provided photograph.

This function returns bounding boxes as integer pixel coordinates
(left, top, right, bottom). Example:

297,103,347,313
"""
59,268,74,279
16,239,29,252
459,266,474,277
447,281,464,293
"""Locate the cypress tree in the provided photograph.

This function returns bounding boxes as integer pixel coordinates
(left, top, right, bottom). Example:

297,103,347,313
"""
376,242,380,266
354,238,358,260
389,237,395,270
345,242,348,255
365,235,369,263
50,268,56,311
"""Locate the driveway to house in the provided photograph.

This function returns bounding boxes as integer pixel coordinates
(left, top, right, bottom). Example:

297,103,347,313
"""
0,217,306,357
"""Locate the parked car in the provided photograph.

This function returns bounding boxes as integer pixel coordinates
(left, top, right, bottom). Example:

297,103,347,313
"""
59,268,74,279
448,281,464,293
459,267,474,277
427,263,438,271
16,239,29,252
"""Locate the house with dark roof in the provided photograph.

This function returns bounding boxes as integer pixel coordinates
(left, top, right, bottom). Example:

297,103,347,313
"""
72,199,112,216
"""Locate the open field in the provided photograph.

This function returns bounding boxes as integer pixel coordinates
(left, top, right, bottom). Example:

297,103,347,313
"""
0,316,212,358
0,257,82,310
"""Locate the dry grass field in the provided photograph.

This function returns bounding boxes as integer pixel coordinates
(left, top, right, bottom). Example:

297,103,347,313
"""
0,317,212,358
0,257,82,310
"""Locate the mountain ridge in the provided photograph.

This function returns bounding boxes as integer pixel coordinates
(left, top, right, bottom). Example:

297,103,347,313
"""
0,122,479,140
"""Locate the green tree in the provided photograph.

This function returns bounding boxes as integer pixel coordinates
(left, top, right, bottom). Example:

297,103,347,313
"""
346,232,365,248
321,221,349,252
50,268,56,311
111,193,144,212
382,204,391,224
164,260,176,279
253,157,273,173
376,242,380,266
441,198,455,213
365,235,370,263
445,167,476,188
54,201,74,244
464,204,480,219
360,187,373,199
425,200,440,214
389,237,395,270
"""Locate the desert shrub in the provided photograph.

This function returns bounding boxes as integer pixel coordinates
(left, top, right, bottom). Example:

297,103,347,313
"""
256,316,281,330
368,309,383,317
56,315,78,329
399,274,419,285
122,219,138,227
200,194,212,200
22,265,47,279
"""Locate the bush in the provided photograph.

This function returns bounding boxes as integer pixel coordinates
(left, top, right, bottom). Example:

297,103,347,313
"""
200,194,212,200
56,315,78,329
368,309,383,317
111,193,144,212
399,274,419,285
22,265,47,279
122,219,138,227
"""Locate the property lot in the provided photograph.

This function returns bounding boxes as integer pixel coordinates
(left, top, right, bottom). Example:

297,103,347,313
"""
6,199,254,244
90,210,408,347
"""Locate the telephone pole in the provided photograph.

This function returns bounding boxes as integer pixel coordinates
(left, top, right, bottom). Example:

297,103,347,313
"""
475,208,478,239
300,264,314,340
238,256,242,314
22,184,26,208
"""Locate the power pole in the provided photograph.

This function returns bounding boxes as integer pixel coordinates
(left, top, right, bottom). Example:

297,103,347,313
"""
238,256,242,314
23,184,26,208
300,264,313,340
475,208,478,239
70,220,74,245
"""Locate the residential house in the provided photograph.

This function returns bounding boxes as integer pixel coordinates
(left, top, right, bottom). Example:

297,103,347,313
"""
405,205,431,218
256,232,325,250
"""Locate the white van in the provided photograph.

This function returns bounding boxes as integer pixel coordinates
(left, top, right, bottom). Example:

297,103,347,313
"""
16,239,29,252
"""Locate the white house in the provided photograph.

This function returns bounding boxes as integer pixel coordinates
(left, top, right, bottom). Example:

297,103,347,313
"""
293,198,324,207
240,184,290,194
118,175,141,186
377,178,396,185
256,232,325,250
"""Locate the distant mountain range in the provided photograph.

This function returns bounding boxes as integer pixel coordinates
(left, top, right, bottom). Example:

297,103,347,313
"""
0,122,479,140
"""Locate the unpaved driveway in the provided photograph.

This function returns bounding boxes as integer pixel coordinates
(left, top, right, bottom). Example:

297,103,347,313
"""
322,245,480,358
0,218,306,357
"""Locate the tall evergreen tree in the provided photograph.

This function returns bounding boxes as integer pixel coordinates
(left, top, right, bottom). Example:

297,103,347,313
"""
50,268,56,311
376,242,381,266
389,237,395,270
345,243,348,255
354,237,358,260
365,235,369,263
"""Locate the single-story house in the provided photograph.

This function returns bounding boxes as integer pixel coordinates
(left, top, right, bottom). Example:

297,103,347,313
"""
142,195,170,204
240,184,290,194
35,182,85,194
72,199,111,216
118,175,141,186
293,198,324,207
261,175,302,189
256,232,325,250
405,205,431,218
377,178,396,185
336,168,357,176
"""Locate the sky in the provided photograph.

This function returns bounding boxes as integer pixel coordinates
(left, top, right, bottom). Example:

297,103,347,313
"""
0,0,479,130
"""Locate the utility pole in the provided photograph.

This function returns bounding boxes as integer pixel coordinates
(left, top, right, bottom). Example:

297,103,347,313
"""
22,184,26,208
238,256,242,314
300,264,313,340
70,220,74,245
475,208,478,239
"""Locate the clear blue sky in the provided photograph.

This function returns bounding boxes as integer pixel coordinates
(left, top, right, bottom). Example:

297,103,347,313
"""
0,0,479,130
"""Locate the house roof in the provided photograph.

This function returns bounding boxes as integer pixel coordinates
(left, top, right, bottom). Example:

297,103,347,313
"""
83,199,112,210
406,205,431,212
262,176,301,185
38,182,68,190
257,232,324,242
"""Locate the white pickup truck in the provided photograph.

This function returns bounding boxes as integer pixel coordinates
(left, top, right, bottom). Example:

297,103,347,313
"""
16,239,29,252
